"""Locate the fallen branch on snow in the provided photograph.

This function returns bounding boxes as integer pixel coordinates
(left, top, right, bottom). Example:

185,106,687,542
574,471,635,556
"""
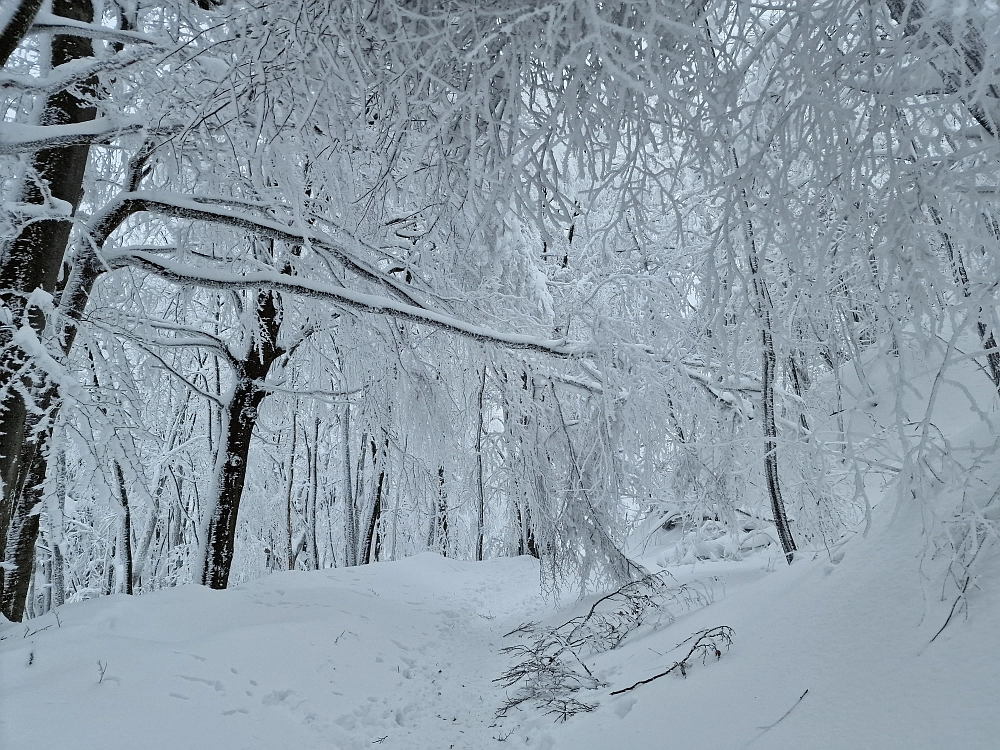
609,626,735,695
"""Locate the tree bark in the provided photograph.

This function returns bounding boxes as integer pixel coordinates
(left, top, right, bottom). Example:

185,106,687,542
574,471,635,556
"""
341,405,357,567
475,364,487,562
0,0,96,619
0,0,46,67
199,291,283,589
113,462,133,595
307,417,320,570
362,436,388,564
283,409,298,570
430,466,449,556
0,430,47,619
748,240,797,564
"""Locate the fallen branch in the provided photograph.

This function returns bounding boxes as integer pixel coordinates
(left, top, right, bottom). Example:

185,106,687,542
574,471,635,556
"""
495,574,715,721
609,626,734,695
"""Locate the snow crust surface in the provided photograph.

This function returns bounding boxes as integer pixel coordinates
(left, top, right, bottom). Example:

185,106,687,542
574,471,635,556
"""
2,533,997,749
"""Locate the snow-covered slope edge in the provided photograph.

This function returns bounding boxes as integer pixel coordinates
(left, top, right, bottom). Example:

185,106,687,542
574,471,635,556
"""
2,527,997,749
549,508,1000,750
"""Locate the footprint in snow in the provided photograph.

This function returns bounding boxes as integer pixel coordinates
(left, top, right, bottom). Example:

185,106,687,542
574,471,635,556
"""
178,674,225,692
261,689,296,706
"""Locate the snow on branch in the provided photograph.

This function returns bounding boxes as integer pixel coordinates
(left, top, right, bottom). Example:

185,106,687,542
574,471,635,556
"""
0,48,150,94
30,12,168,46
101,248,586,357
94,192,429,310
0,119,145,154
79,192,761,395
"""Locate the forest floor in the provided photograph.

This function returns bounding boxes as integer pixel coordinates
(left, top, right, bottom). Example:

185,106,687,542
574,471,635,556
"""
2,503,999,750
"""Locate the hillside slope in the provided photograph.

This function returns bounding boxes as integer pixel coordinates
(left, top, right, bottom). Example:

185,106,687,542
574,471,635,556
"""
2,526,997,749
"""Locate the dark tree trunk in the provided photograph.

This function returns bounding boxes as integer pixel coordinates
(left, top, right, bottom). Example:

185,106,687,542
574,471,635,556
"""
283,410,298,570
736,146,796,565
362,471,384,565
516,502,540,559
199,291,283,589
308,417,320,570
0,436,46,619
49,531,65,608
341,405,358,567
747,240,796,562
200,376,267,588
430,466,449,556
0,0,46,67
362,437,388,564
0,0,97,619
475,364,487,562
114,462,133,595
760,323,796,563
787,354,811,433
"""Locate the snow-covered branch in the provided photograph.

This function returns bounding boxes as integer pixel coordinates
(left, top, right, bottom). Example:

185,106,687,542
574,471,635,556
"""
90,192,429,310
101,248,586,357
0,119,145,154
30,12,168,46
0,48,150,94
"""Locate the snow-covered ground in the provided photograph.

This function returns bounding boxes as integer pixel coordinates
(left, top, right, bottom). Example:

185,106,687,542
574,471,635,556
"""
2,515,998,750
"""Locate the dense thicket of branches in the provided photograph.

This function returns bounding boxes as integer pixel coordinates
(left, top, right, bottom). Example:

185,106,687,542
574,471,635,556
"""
2,0,999,621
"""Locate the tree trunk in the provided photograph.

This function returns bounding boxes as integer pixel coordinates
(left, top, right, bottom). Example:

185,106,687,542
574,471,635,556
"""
430,466,449,556
283,409,298,570
737,146,797,564
198,291,283,589
308,417,320,570
1,435,47,619
516,502,540,559
0,0,97,620
475,364,487,562
341,405,357,567
113,462,133,595
49,520,65,608
200,375,266,588
0,0,46,66
747,236,796,563
362,436,388,564
787,353,811,433
759,321,796,563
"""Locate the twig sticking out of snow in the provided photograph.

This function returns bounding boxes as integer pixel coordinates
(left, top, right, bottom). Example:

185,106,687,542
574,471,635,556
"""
741,688,809,748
